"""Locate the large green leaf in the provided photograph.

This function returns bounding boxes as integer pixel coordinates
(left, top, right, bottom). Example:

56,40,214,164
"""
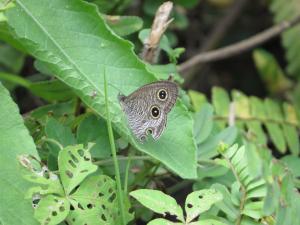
6,0,196,179
0,82,38,225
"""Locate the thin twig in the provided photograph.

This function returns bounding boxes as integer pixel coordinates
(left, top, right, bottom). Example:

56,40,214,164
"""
140,1,173,63
179,15,300,75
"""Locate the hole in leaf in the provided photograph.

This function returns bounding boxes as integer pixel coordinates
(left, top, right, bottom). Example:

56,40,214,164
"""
66,170,73,178
187,203,193,208
84,156,90,161
101,214,107,221
80,169,88,173
198,195,203,199
32,199,40,205
68,160,76,168
108,193,116,202
52,211,57,216
108,188,113,193
59,206,65,212
99,192,104,197
70,205,75,211
78,149,84,156
68,151,79,163
72,218,76,222
78,203,84,210
101,204,106,210
87,203,93,209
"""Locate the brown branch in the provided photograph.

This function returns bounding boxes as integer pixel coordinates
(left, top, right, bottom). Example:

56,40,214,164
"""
179,15,300,75
140,1,173,63
180,0,249,87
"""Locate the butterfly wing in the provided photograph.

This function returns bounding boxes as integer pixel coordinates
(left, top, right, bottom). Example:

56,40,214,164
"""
119,80,178,141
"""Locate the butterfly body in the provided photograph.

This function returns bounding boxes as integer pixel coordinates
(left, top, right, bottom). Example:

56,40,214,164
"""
119,80,178,141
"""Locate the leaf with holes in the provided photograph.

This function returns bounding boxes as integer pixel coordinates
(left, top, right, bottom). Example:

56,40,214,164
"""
130,189,184,222
185,189,223,223
58,144,97,195
24,168,64,197
67,173,133,225
34,195,70,225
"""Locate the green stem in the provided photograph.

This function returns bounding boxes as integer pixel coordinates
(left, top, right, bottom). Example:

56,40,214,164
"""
39,138,63,150
94,155,151,165
124,150,134,194
103,71,126,225
0,72,31,88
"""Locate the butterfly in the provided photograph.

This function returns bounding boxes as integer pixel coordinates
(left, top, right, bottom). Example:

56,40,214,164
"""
118,78,178,141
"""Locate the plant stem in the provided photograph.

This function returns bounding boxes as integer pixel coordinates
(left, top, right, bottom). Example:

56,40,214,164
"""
124,150,134,194
94,155,151,165
103,71,126,225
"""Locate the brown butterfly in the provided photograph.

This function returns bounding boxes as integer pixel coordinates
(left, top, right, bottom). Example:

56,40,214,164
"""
118,78,178,141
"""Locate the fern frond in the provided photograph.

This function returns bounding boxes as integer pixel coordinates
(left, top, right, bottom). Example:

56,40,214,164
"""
269,0,300,77
214,144,266,225
211,87,300,155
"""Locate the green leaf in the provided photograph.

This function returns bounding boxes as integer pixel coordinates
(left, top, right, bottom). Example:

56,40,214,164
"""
253,49,292,94
0,43,25,73
45,118,76,148
86,0,119,13
77,114,111,158
67,173,133,224
6,0,197,179
264,99,286,153
29,79,75,102
45,118,76,169
232,90,250,119
130,189,184,222
24,167,64,197
270,0,300,77
263,183,280,216
194,103,213,144
198,126,238,160
245,142,262,178
282,103,299,155
188,90,207,112
105,15,143,36
58,144,97,194
211,184,239,221
34,195,70,225
281,155,300,177
247,97,267,145
212,87,230,118
185,189,223,223
0,82,39,225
